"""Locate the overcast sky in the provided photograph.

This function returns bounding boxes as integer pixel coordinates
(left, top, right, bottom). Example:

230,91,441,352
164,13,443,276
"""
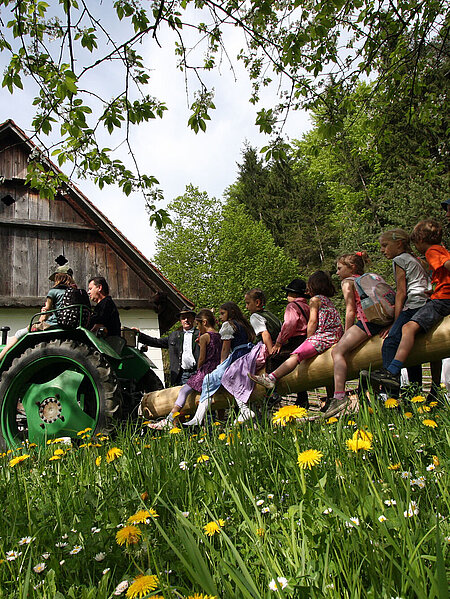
0,7,312,261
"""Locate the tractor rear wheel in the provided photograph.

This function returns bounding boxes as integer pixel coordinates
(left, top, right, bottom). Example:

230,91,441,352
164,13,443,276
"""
0,340,122,449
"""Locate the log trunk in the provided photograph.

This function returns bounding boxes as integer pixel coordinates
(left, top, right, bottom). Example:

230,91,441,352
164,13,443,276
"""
141,318,450,418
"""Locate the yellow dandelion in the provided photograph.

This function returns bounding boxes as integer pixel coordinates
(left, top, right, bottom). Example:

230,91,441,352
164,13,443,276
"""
429,401,438,407
411,395,425,403
272,405,307,426
169,427,182,434
128,509,158,524
418,405,431,413
256,527,265,537
327,416,338,424
115,525,142,546
95,456,102,467
388,463,401,470
433,455,440,466
186,594,218,599
77,427,92,436
404,411,413,419
384,398,399,409
352,429,373,442
9,454,30,467
422,419,437,428
218,433,227,441
297,449,323,470
53,448,65,456
126,574,159,598
197,454,210,463
106,447,123,463
368,406,374,414
172,411,181,418
347,419,356,425
346,438,372,452
203,519,225,536
213,421,221,426
49,455,61,461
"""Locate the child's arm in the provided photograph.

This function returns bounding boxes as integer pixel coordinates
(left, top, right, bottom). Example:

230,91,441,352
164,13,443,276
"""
306,296,320,337
394,264,407,319
196,333,210,369
261,330,273,354
342,279,357,331
220,339,231,362
39,298,53,323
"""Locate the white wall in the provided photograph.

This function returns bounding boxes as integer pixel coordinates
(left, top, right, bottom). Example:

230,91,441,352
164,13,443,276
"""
0,307,165,383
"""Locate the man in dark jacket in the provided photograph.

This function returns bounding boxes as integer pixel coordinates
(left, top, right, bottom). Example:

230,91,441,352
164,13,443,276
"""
87,276,121,337
136,307,200,386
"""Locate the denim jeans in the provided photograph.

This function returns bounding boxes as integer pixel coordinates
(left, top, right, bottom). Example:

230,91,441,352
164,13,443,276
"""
382,307,421,367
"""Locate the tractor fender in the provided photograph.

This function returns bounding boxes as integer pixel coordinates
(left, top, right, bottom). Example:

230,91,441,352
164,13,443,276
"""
0,327,122,373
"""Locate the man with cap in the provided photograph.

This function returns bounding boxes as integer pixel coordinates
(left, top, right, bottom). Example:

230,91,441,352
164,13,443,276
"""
134,306,200,386
266,279,310,407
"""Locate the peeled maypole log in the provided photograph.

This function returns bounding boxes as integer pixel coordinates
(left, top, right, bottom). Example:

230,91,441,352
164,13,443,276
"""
141,318,450,418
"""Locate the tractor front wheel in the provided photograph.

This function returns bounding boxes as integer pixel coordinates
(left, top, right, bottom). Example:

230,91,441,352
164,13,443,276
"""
0,340,122,449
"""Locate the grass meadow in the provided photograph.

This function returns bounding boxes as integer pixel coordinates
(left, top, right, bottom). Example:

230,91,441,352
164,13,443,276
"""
0,392,448,599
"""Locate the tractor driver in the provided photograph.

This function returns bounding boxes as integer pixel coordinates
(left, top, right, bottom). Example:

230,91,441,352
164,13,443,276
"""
87,276,121,337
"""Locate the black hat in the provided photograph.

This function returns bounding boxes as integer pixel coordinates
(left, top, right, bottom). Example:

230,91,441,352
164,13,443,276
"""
282,278,308,295
441,199,450,209
177,306,196,318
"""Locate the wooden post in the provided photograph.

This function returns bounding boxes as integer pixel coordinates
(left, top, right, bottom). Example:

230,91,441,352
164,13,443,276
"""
141,318,450,418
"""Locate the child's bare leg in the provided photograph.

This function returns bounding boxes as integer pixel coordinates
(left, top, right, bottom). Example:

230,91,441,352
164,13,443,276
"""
272,355,299,379
332,326,368,394
0,336,19,362
391,321,421,364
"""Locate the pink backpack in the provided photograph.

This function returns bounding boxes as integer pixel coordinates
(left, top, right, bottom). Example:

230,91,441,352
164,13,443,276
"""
354,273,396,328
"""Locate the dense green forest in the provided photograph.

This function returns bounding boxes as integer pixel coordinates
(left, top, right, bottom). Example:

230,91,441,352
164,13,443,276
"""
155,33,449,315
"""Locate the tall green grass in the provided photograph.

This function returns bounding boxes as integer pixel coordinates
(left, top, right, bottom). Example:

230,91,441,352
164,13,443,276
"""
0,395,448,599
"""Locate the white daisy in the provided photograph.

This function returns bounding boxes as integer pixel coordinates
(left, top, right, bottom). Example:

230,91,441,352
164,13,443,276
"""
19,536,33,545
113,580,129,595
33,563,46,573
94,552,106,561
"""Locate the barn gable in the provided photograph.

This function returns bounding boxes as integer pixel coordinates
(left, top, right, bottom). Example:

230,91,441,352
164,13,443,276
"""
0,119,192,333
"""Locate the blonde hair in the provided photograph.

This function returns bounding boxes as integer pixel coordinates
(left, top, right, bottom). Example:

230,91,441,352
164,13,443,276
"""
379,229,412,253
337,251,369,276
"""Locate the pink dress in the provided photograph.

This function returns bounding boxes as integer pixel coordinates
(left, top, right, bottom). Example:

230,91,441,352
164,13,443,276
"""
292,295,343,355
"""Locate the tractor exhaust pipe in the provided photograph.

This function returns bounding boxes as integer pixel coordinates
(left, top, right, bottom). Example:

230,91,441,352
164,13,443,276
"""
1,327,10,345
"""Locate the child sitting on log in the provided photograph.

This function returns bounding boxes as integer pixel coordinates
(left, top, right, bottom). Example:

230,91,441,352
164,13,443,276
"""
183,302,254,426
249,271,343,395
148,309,221,429
220,288,282,423
370,220,450,392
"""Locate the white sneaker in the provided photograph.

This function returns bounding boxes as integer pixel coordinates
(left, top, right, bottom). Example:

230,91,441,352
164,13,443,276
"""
148,418,170,430
248,373,276,389
234,408,255,424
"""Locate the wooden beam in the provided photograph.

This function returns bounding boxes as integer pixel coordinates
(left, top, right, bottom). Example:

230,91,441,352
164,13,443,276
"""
0,217,97,232
0,296,161,310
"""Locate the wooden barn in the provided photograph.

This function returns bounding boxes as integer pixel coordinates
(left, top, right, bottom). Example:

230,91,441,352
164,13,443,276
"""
0,119,193,383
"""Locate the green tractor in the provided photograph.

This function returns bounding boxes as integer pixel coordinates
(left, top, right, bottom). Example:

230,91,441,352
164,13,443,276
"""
0,308,163,449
